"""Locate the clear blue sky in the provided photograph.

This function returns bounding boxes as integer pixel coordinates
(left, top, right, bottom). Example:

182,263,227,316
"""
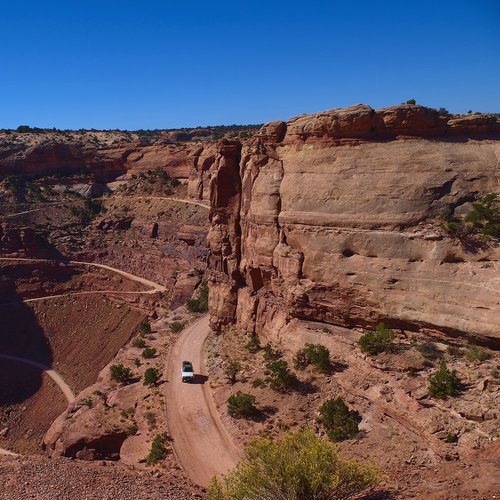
1,0,499,129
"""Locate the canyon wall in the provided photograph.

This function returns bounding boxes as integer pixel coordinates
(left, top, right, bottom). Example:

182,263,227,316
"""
0,131,217,198
208,105,500,348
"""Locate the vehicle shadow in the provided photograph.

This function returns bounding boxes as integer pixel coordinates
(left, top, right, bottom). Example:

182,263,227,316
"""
191,374,208,385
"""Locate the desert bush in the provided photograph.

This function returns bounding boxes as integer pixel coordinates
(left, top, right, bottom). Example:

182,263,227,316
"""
132,337,146,348
465,193,500,239
428,360,461,399
142,347,157,359
262,344,280,362
186,280,209,313
358,323,395,355
245,334,261,353
169,321,185,333
145,410,156,429
318,397,359,442
207,429,379,500
444,193,500,241
140,320,152,335
265,360,298,392
445,432,458,444
144,367,160,387
120,408,134,419
224,360,242,384
251,377,267,388
464,345,491,363
227,392,257,418
110,364,132,383
126,423,138,436
406,98,417,104
294,343,331,373
81,397,93,408
146,433,169,465
134,358,141,367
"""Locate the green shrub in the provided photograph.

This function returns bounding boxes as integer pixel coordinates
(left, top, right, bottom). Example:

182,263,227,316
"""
126,423,138,436
142,347,157,359
207,429,379,500
186,280,209,313
464,345,491,363
445,432,458,443
465,193,500,239
294,343,331,373
318,397,359,442
358,323,395,355
144,367,160,387
245,334,261,353
444,193,500,241
110,364,132,383
224,360,242,384
262,344,280,362
227,392,257,418
146,433,169,465
140,320,152,335
81,397,93,408
265,360,298,392
251,377,267,388
428,360,461,399
406,99,417,105
134,358,141,367
169,321,185,333
132,337,146,348
145,410,156,429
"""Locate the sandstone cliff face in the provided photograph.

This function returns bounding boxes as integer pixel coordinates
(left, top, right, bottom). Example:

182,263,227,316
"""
0,131,218,198
208,105,500,348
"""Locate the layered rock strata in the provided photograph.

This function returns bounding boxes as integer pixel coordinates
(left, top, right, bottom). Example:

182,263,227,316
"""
208,105,500,348
0,132,218,200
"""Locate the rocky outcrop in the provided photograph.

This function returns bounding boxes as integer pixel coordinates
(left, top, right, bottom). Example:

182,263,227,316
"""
0,132,218,200
208,104,500,348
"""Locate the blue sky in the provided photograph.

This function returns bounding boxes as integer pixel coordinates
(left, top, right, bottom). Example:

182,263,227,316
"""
0,0,499,129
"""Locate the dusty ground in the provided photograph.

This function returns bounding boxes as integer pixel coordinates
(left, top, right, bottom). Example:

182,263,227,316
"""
0,454,203,499
205,323,500,498
0,368,66,455
0,296,143,452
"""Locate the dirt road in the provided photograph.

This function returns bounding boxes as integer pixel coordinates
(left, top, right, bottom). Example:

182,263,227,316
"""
0,354,75,403
165,315,240,486
0,258,167,299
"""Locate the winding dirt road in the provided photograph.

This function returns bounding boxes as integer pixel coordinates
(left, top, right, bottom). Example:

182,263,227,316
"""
165,315,240,486
0,257,165,456
0,257,240,479
0,354,75,403
0,258,166,305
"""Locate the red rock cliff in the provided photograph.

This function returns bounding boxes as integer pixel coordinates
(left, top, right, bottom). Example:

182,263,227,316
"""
0,131,218,198
208,104,500,348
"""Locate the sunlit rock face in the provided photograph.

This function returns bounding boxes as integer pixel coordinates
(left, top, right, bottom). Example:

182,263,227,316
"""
208,104,500,348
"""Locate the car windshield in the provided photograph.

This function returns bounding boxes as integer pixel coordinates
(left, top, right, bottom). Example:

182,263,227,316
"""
182,362,193,371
